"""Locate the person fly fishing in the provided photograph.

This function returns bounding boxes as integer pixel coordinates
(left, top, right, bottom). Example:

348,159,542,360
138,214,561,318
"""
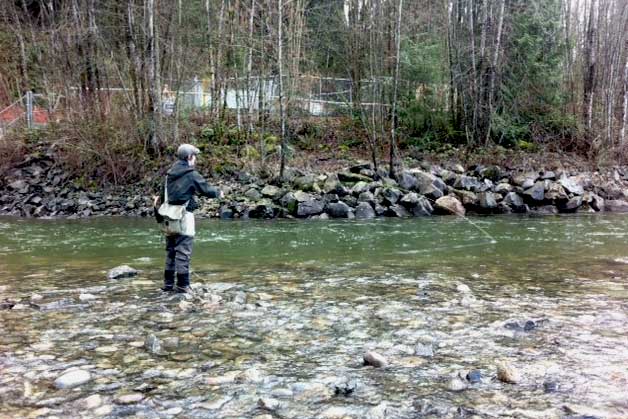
153,144,222,293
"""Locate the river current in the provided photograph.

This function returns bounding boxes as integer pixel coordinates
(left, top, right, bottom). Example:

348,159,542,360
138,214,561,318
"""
1,215,627,418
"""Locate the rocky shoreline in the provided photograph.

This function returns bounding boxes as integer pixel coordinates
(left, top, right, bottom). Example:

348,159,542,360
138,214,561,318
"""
2,149,628,219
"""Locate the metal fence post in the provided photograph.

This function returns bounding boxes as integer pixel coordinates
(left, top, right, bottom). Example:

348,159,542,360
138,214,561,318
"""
26,91,34,129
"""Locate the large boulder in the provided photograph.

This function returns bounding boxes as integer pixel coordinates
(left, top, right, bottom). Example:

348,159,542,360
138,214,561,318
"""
477,192,498,213
358,191,376,206
355,202,376,219
503,192,527,213
544,182,569,203
512,172,538,188
381,188,402,206
434,196,465,216
454,175,483,192
322,173,341,194
261,185,282,199
279,192,298,214
387,204,411,218
605,200,628,212
249,204,277,219
559,175,586,195
351,181,370,196
326,202,352,218
411,196,433,216
293,175,320,192
559,196,582,213
523,181,545,202
297,198,325,217
396,171,418,190
453,189,479,207
582,192,605,212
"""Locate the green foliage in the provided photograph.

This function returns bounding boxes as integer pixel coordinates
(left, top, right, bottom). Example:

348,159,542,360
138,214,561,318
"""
495,0,578,144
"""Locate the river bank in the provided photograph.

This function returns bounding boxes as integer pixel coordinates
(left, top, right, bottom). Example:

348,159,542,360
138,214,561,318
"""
2,145,628,220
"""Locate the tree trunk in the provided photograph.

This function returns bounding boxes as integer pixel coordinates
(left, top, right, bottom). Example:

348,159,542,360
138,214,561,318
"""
278,0,287,179
147,0,161,153
389,0,403,178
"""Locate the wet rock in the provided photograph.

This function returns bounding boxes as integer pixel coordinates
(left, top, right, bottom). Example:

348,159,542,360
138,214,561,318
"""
387,204,411,218
465,370,482,383
434,196,465,216
543,380,559,393
534,205,558,215
447,377,467,392
363,351,388,367
333,378,358,397
107,265,138,280
81,394,103,409
144,334,162,354
94,405,113,416
524,181,545,202
355,202,375,219
54,369,91,389
327,202,352,218
496,361,521,384
258,397,281,411
560,196,583,213
414,342,434,357
456,283,471,293
79,293,97,301
162,337,180,351
366,402,390,419
114,393,144,404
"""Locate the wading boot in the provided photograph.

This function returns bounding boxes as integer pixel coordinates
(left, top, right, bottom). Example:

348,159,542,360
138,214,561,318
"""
161,270,175,292
175,272,190,293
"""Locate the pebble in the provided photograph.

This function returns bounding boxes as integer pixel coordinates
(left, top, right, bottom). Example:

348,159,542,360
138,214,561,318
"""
93,405,113,416
497,361,521,384
81,394,102,409
54,369,91,389
363,351,388,368
447,377,468,392
79,293,97,301
114,393,144,404
258,397,281,411
457,283,471,293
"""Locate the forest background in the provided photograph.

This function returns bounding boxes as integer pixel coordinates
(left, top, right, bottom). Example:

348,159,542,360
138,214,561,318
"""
1,0,627,185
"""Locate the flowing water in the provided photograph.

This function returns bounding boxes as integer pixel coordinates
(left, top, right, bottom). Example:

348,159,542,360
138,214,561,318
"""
1,215,627,418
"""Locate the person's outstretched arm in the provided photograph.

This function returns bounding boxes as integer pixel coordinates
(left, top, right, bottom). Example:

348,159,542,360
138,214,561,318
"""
192,171,222,198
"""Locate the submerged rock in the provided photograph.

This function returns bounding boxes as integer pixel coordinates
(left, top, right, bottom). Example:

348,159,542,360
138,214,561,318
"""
54,369,92,389
496,361,521,384
363,351,388,368
107,265,138,280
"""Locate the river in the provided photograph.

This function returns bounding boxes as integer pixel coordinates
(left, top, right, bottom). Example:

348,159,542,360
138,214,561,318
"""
1,215,627,418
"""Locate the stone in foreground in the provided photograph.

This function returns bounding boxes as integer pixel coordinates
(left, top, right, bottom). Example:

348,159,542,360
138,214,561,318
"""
107,265,138,280
54,369,91,389
363,351,388,368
